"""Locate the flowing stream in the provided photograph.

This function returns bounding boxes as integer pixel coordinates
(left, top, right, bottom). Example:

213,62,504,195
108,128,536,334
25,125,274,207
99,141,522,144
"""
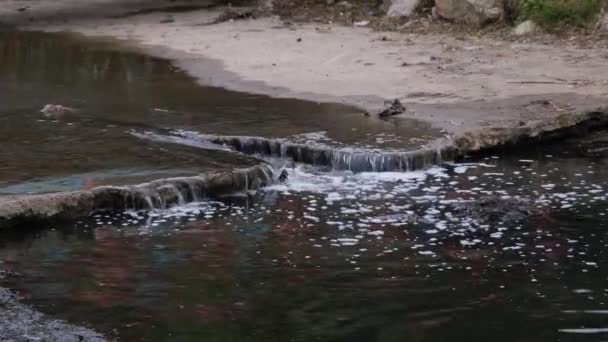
1,31,608,342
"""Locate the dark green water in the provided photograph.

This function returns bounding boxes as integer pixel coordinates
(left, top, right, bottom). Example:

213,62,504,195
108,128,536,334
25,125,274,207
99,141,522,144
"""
1,31,608,342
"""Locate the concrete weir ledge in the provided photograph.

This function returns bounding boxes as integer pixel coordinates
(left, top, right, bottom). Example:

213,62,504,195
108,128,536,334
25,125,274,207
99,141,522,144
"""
1,1,608,229
0,164,276,229
2,107,608,230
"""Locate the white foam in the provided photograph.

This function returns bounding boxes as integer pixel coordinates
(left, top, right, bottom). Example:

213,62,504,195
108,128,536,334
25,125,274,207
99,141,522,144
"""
559,328,608,334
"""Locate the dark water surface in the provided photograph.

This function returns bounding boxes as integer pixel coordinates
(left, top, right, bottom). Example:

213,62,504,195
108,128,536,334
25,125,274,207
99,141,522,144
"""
2,31,608,342
2,144,608,342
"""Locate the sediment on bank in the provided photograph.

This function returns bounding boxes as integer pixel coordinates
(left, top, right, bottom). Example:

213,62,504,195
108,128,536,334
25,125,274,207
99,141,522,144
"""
0,164,276,229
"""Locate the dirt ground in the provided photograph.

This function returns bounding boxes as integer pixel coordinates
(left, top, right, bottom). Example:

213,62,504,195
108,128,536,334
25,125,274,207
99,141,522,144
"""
1,0,608,141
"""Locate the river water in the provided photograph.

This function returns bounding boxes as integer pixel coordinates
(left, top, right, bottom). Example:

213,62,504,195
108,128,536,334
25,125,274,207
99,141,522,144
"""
1,31,608,342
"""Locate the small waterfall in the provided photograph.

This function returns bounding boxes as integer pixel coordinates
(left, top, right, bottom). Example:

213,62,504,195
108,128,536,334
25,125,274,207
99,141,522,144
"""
91,164,277,211
144,195,154,209
158,131,456,173
184,179,202,202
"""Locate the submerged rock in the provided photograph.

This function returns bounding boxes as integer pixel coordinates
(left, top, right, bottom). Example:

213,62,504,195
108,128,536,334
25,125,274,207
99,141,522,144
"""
450,196,537,225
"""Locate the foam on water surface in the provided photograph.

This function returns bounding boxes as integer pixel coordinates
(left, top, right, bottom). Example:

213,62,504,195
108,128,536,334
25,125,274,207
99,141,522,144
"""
3,30,608,342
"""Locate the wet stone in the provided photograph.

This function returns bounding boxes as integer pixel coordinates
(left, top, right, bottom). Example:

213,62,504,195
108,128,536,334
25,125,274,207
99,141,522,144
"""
450,196,537,225
575,130,608,157
141,130,455,173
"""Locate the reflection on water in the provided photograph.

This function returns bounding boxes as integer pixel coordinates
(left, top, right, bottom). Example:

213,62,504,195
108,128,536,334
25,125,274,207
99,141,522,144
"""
2,28,608,342
2,144,608,341
0,32,335,194
0,31,440,195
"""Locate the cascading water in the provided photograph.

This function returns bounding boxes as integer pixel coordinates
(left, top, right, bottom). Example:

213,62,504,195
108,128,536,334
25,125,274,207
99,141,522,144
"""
132,130,457,173
89,164,278,212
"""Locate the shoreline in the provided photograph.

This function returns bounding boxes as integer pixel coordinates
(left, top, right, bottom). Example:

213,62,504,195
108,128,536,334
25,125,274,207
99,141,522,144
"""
0,287,107,342
0,1,605,136
0,0,607,225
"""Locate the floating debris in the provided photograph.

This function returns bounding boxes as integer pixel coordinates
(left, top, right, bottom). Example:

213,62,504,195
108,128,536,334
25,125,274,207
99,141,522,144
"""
40,104,76,118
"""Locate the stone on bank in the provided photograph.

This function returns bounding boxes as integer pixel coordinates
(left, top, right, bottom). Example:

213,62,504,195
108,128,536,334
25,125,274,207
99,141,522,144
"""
513,20,538,36
596,11,608,35
434,0,504,25
383,0,421,17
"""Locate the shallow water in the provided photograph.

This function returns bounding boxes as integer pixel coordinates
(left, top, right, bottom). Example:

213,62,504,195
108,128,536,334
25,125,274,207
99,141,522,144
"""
0,31,441,194
2,144,608,341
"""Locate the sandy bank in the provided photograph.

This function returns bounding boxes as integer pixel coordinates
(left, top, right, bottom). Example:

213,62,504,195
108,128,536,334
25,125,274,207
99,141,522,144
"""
1,1,607,135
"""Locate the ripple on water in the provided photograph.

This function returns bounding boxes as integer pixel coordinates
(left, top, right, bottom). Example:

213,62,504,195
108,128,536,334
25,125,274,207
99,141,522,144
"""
2,147,608,341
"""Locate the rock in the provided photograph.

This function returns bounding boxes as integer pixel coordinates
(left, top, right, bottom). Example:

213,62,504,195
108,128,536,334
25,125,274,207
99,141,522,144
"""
434,0,503,25
595,12,608,35
431,6,439,19
378,99,406,118
279,169,289,182
167,130,452,173
383,0,421,17
573,130,608,157
513,20,538,36
451,196,537,225
0,164,278,229
209,8,255,25
337,1,353,10
259,0,275,12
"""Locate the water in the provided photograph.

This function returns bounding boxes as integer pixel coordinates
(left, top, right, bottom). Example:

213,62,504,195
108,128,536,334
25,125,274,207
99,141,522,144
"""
136,130,452,173
2,31,608,342
2,31,415,194
2,143,608,341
